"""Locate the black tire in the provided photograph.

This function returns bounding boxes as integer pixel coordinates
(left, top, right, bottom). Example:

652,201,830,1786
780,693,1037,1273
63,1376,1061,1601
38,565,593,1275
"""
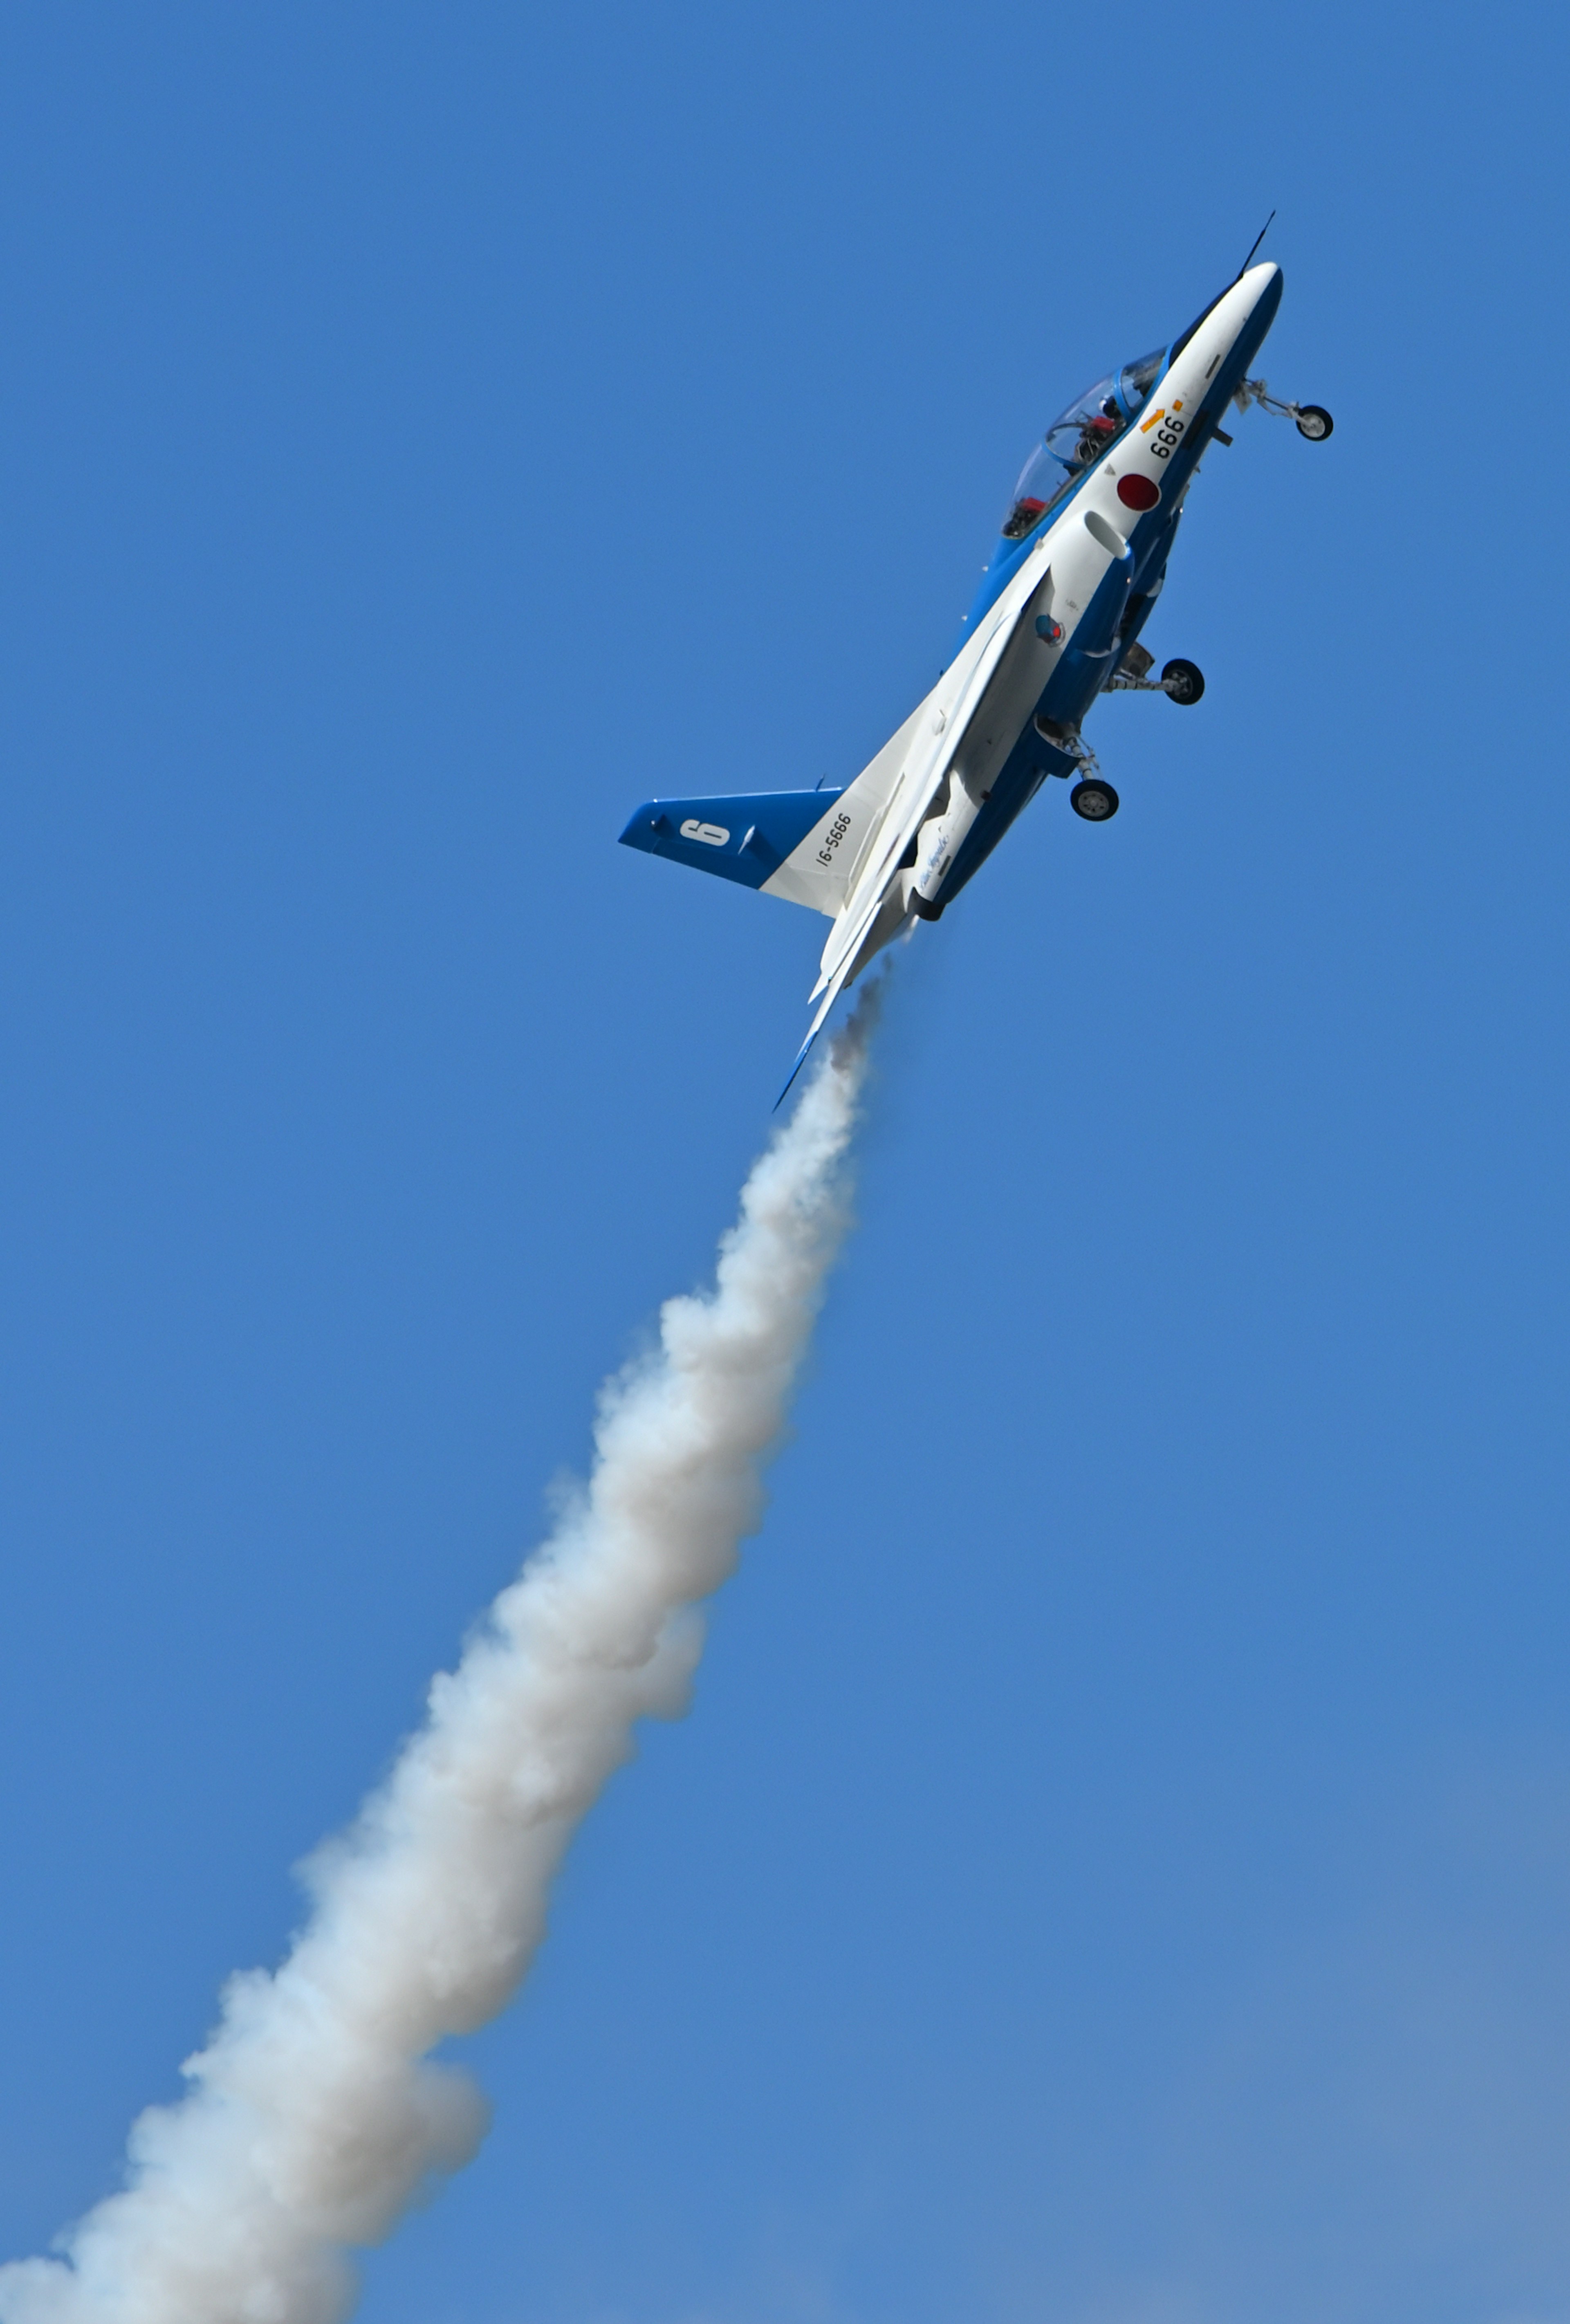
1070,778,1119,822
1161,657,1205,706
1295,404,1333,441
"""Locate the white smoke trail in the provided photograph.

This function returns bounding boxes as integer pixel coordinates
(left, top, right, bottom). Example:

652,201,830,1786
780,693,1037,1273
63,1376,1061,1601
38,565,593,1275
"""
0,999,879,2324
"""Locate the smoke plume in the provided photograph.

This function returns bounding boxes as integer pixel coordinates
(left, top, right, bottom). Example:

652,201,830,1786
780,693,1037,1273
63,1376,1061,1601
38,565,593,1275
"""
0,1000,877,2324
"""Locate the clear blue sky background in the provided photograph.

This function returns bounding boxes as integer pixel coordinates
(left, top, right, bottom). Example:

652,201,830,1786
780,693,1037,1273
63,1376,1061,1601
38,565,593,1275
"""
0,6,1566,2322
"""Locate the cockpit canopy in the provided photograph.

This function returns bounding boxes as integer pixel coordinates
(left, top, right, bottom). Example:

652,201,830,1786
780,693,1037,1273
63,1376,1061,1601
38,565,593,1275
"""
1000,346,1168,540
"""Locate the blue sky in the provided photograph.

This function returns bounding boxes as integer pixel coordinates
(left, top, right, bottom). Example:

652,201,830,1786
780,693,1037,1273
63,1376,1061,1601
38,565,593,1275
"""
1,4,1568,2321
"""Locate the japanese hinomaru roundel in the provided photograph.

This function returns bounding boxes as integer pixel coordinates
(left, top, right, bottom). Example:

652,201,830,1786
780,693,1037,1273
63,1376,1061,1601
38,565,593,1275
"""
619,254,1332,1095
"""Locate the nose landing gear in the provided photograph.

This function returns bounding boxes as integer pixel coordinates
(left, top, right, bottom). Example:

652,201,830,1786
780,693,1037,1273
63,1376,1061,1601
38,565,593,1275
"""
1236,377,1334,439
1161,657,1205,705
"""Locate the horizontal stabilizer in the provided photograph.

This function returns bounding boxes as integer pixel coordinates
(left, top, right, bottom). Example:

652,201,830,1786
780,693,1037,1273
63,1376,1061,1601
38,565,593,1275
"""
619,790,847,898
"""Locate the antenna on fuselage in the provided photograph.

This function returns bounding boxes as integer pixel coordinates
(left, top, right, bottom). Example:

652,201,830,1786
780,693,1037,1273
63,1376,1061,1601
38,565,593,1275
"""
1235,210,1276,279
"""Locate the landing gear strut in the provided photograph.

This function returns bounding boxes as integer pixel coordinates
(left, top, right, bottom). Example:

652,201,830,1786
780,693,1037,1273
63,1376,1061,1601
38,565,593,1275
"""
1107,643,1204,703
1041,728,1119,823
1235,377,1334,440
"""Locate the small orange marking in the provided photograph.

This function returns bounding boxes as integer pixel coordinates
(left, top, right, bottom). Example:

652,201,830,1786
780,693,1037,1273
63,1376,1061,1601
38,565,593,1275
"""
1173,399,1184,411
1139,407,1165,433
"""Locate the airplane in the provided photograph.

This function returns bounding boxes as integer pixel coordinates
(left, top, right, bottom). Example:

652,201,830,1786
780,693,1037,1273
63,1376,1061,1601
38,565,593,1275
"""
619,245,1330,1094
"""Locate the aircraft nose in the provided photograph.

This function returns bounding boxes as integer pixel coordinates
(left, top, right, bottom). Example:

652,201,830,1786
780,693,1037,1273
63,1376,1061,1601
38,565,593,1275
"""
1237,258,1284,328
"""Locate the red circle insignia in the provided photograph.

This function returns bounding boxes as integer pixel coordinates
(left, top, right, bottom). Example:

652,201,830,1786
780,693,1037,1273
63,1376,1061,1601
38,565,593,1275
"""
1117,473,1161,512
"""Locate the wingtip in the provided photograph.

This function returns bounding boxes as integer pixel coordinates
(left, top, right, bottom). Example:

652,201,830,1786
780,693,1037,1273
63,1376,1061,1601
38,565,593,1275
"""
774,1035,816,1111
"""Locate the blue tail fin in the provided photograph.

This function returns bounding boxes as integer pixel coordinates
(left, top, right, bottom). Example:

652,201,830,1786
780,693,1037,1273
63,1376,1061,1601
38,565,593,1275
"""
619,789,845,894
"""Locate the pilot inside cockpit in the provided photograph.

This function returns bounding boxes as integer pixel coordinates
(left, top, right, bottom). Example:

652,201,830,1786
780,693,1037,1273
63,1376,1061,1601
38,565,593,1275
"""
1073,397,1124,463
999,348,1167,541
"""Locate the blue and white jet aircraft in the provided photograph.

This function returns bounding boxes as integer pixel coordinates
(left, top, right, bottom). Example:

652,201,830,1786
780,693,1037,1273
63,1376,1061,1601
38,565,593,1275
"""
620,254,1330,1088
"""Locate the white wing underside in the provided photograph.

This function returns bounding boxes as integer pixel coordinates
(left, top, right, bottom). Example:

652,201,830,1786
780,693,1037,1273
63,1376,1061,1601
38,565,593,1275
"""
799,480,1134,1031
772,581,1053,1096
812,583,1035,993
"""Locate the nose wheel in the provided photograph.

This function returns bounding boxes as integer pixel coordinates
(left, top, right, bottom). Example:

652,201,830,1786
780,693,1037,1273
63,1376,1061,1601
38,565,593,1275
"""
1236,378,1334,440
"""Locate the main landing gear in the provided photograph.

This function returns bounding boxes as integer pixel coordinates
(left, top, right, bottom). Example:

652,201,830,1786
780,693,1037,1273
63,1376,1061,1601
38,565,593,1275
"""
1035,725,1121,824
1107,643,1205,702
1052,640,1204,825
1235,377,1335,440
1070,778,1119,821
1043,729,1121,824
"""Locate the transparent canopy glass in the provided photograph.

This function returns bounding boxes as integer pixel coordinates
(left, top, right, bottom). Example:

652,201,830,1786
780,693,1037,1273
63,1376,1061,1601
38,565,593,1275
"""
998,347,1169,541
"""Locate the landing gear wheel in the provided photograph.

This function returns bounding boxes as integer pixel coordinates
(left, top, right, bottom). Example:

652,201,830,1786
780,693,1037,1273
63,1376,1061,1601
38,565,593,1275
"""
1295,404,1333,440
1070,778,1119,822
1161,657,1205,706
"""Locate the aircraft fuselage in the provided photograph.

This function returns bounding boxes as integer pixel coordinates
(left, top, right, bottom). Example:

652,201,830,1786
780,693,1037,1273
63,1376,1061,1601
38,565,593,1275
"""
921,261,1284,914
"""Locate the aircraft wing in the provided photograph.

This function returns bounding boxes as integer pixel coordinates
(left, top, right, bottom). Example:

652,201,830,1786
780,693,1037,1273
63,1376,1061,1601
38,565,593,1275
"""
775,586,1049,1099
810,587,1030,1003
619,495,1070,1104
774,750,945,1101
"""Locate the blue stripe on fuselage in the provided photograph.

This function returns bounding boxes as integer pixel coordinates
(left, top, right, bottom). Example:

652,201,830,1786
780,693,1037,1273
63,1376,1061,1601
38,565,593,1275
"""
1033,549,1137,733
